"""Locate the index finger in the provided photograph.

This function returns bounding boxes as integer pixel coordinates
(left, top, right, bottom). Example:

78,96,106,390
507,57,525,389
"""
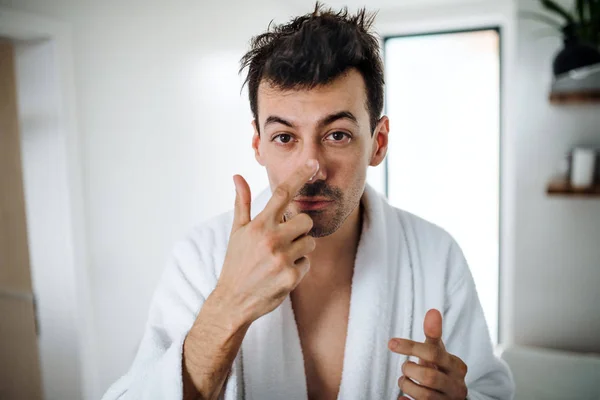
389,339,452,372
260,159,319,222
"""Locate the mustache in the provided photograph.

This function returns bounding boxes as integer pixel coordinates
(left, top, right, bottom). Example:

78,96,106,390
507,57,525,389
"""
296,180,342,200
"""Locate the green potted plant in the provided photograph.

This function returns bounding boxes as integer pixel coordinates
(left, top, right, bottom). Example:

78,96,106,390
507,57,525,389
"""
523,0,600,76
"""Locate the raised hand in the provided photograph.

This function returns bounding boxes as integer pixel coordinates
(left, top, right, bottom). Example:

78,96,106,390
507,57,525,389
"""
182,159,320,399
388,309,468,400
213,159,320,326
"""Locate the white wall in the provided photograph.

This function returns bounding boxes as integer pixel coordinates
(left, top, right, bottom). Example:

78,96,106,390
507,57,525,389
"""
513,0,600,353
2,0,600,398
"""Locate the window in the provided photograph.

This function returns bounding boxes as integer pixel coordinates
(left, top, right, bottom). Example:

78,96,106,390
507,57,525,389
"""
384,29,501,344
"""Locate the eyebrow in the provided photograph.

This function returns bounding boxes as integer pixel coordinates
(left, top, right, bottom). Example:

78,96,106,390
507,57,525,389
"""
265,115,295,128
264,111,359,130
318,111,358,128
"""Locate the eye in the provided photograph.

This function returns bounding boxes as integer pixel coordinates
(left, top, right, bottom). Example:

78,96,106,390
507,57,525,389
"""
325,131,351,143
273,133,294,144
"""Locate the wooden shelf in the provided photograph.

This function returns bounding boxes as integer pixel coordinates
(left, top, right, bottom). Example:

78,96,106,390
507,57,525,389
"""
547,178,600,197
549,91,600,104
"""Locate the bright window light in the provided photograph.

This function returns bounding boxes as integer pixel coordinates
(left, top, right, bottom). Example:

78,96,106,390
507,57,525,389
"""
384,29,501,344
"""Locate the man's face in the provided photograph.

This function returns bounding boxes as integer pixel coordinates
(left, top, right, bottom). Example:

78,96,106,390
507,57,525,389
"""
252,69,388,237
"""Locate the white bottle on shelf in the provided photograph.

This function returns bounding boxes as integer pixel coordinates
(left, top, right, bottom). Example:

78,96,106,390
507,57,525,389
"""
570,147,597,189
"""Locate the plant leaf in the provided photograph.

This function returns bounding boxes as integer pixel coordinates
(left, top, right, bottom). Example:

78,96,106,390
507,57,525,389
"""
575,0,586,22
579,19,600,46
578,0,596,40
576,0,586,38
591,0,600,18
590,0,600,42
540,0,576,24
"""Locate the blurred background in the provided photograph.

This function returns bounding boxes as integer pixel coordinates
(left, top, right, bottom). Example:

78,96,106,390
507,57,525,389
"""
0,0,599,399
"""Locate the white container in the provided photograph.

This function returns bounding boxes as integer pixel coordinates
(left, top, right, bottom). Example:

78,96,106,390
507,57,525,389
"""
570,148,597,189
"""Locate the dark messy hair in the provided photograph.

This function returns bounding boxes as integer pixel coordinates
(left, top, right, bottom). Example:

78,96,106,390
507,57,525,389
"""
240,3,384,135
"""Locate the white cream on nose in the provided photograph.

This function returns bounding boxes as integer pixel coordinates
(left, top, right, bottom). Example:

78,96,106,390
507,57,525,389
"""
307,160,320,183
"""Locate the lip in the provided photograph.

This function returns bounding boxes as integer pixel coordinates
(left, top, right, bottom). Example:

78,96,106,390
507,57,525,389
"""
295,196,330,202
294,199,333,211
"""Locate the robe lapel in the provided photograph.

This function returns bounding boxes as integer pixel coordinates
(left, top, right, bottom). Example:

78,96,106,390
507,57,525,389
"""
336,184,392,399
336,185,414,399
241,295,308,400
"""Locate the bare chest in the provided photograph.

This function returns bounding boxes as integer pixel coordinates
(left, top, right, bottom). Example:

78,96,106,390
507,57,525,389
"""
291,283,351,400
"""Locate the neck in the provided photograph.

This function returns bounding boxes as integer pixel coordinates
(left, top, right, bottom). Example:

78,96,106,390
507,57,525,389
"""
302,198,363,285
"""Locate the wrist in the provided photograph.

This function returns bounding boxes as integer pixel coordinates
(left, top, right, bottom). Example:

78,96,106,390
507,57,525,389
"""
183,292,251,400
202,287,252,335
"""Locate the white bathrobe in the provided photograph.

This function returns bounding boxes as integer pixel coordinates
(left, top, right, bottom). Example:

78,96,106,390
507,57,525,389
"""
103,184,514,400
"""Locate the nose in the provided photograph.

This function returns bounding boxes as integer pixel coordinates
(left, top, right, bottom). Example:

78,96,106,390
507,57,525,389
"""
302,141,327,183
307,161,320,183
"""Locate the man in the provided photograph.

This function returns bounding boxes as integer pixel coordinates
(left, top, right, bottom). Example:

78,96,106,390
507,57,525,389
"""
103,4,514,400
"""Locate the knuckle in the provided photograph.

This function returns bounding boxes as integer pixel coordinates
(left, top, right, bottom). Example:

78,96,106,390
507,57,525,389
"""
266,261,280,276
423,369,438,386
397,376,404,390
246,221,262,236
305,258,311,268
422,392,436,400
274,185,290,201
262,232,279,251
294,258,310,276
281,269,299,291
452,355,468,377
431,346,444,364
273,253,289,268
461,361,468,377
305,237,316,252
401,361,408,375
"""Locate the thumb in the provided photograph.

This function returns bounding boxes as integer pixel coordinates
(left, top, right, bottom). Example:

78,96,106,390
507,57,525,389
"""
423,308,443,345
232,175,251,234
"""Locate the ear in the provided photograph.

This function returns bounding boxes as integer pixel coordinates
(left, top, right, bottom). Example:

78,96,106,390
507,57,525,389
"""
252,120,265,166
369,116,389,167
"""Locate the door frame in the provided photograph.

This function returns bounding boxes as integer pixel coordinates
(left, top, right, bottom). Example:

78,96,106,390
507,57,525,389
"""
0,8,96,400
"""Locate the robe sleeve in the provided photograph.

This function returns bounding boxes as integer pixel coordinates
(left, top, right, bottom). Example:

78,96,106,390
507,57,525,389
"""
443,241,515,400
101,239,209,400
